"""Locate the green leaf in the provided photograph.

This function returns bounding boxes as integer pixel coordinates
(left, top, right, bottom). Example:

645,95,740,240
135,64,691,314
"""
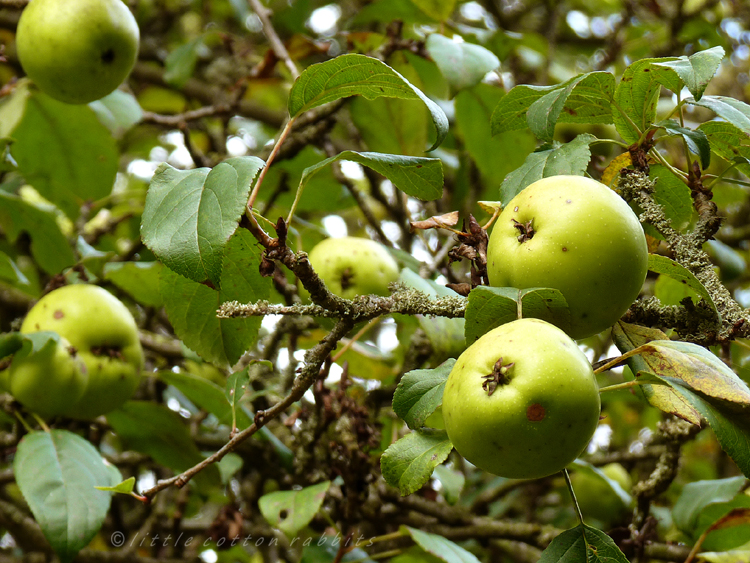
0,192,76,275
0,85,118,220
409,0,456,20
647,164,694,233
95,476,136,495
106,401,221,491
76,237,113,277
14,430,118,563
159,370,252,429
142,157,264,286
538,524,629,562
160,229,271,368
287,54,448,151
464,286,570,343
103,262,164,308
526,73,615,142
673,476,746,533
687,96,750,136
699,121,750,176
455,85,537,198
499,134,595,204
164,36,206,88
0,332,24,361
639,340,750,406
352,0,434,25
261,146,353,213
613,57,677,144
258,481,331,537
380,428,453,496
431,465,465,505
654,274,700,306
558,72,617,126
656,120,711,169
350,54,429,156
667,382,750,478
491,73,615,138
403,526,481,563
425,34,499,92
0,251,29,287
652,46,725,101
88,90,143,138
491,83,561,135
297,151,443,203
612,322,701,425
226,367,249,421
647,254,718,317
393,360,454,430
570,459,632,508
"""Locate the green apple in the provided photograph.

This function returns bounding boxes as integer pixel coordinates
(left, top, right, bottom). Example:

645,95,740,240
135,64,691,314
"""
307,236,399,299
16,0,140,104
21,284,143,419
442,318,601,480
572,463,633,525
5,332,88,418
487,175,648,340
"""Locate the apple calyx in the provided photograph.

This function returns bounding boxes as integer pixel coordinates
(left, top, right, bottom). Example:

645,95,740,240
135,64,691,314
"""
340,268,354,291
481,357,515,396
512,219,535,243
90,345,125,361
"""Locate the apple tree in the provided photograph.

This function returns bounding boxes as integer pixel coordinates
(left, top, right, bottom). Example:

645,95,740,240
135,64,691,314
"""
1,1,750,562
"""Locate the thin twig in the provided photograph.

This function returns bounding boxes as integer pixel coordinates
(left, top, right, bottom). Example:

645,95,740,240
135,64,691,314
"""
141,318,354,499
248,117,296,210
247,0,299,79
141,105,233,126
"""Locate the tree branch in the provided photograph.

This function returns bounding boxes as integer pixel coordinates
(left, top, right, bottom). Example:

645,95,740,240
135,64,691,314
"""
141,318,354,499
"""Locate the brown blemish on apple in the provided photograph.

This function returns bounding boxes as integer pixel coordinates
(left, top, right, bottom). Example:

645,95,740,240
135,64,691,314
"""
526,403,545,421
53,310,65,319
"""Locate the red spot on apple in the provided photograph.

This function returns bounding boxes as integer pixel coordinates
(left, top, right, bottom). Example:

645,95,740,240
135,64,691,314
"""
526,403,545,421
53,310,64,319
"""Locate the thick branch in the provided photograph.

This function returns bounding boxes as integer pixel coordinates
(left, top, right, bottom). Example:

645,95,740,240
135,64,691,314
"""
218,287,466,323
619,170,747,341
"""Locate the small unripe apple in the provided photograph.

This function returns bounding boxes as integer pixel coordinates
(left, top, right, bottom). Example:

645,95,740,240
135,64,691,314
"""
21,284,143,419
442,318,600,480
5,333,88,418
16,0,140,104
307,236,399,299
487,175,648,340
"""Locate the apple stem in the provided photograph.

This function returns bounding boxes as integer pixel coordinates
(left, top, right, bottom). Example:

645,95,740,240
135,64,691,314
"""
247,116,296,212
13,411,34,434
599,380,650,394
563,468,586,526
29,412,50,433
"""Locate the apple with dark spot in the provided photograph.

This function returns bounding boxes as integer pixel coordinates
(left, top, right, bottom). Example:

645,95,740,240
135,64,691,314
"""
20,284,143,419
441,318,601,479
